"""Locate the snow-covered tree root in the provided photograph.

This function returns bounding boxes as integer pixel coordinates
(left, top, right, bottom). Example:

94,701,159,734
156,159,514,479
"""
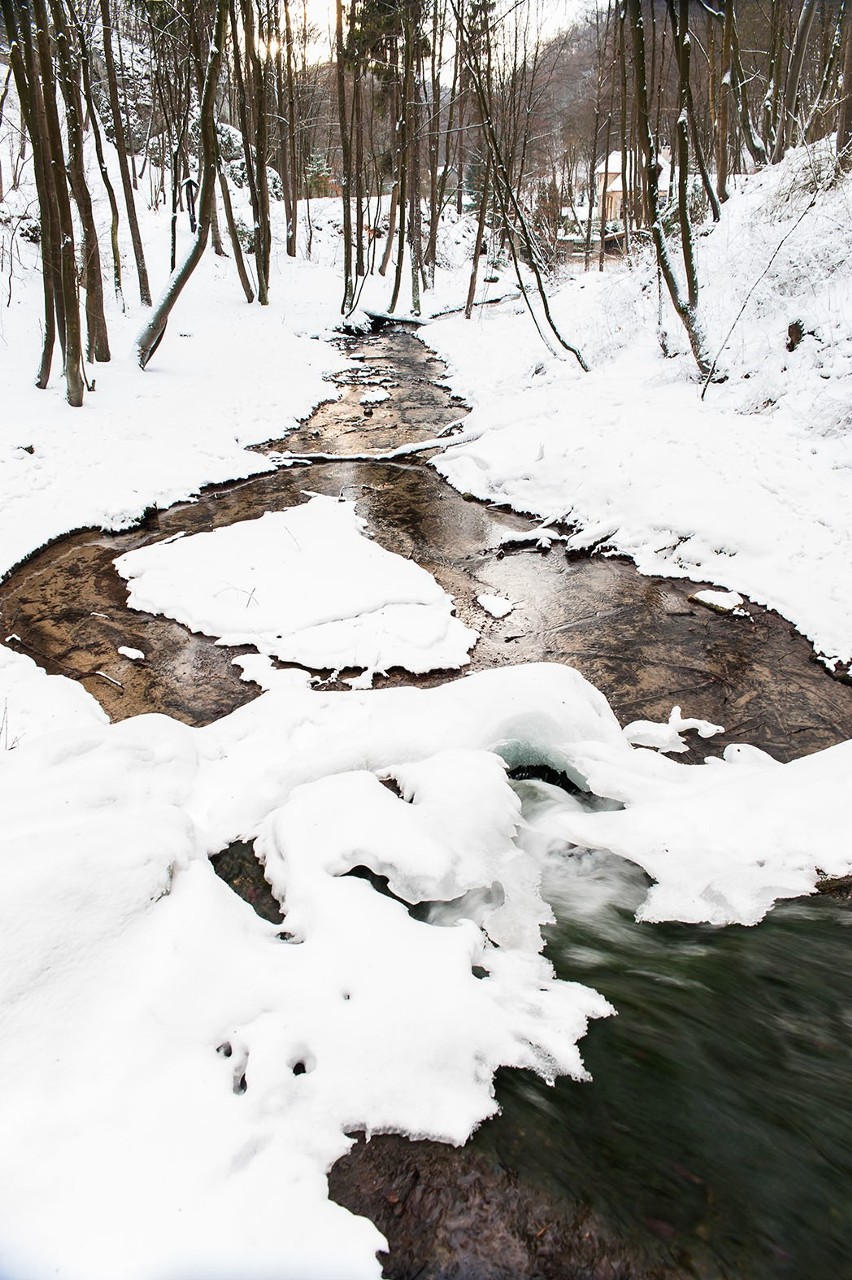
1,659,849,1278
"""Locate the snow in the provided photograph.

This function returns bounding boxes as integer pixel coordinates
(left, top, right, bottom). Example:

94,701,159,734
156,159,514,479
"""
476,592,516,618
424,141,852,670
116,495,478,681
117,644,146,661
690,588,748,614
623,705,725,754
2,69,852,1280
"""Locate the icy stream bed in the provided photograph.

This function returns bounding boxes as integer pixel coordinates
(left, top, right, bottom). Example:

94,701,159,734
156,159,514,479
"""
1,327,851,1280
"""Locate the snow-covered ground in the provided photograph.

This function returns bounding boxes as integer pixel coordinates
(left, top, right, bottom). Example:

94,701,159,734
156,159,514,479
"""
2,80,852,1279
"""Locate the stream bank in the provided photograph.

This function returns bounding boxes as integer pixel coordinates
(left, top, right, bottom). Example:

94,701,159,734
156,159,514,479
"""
2,325,851,1279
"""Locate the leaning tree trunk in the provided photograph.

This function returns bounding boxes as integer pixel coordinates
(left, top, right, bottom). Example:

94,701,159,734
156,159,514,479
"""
136,0,228,368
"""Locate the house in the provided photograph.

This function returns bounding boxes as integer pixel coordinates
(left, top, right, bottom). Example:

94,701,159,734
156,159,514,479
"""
594,148,672,223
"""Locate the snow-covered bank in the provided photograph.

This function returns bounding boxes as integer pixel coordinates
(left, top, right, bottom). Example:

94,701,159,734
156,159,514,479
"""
2,658,851,1278
0,240,349,579
424,143,852,669
3,654,852,1276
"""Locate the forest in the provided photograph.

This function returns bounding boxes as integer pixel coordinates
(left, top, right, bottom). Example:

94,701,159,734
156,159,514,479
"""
3,0,851,395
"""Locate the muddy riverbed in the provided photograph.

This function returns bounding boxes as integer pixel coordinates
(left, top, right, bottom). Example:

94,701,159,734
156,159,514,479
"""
3,326,852,1279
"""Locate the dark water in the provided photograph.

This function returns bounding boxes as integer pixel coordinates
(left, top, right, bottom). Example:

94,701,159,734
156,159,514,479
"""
475,809,852,1280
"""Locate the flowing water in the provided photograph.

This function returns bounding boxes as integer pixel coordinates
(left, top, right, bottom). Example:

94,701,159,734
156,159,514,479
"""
475,807,852,1279
3,325,852,1279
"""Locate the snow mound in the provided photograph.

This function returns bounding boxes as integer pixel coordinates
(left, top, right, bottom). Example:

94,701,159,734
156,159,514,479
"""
1,661,850,1278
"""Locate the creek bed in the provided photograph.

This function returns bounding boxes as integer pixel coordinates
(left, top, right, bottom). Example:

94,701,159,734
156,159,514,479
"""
2,325,851,1278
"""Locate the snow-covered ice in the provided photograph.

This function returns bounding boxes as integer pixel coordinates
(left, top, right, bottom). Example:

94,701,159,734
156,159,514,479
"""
117,644,146,661
477,592,516,618
690,588,748,615
116,494,478,681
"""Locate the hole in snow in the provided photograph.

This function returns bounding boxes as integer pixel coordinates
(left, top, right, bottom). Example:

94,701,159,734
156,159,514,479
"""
344,864,412,908
507,763,584,795
212,839,282,924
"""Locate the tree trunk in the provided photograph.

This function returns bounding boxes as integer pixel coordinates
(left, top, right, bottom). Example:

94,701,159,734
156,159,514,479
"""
50,0,111,362
335,0,354,311
136,0,228,368
0,0,56,387
838,5,852,167
773,0,818,161
32,0,84,404
627,0,712,378
464,149,490,318
101,0,151,305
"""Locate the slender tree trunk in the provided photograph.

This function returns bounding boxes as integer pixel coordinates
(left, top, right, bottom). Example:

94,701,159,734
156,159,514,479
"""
804,1,845,142
50,0,110,362
598,109,612,272
773,0,818,161
464,149,490,318
32,0,84,403
379,179,398,276
245,0,271,303
282,0,299,255
717,2,730,200
627,0,712,378
101,0,151,305
1,0,56,386
729,5,768,167
218,162,255,301
838,5,852,167
618,6,631,256
389,21,413,313
335,0,354,310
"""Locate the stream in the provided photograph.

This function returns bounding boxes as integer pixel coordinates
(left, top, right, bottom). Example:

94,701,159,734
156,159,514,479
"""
3,325,852,1280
